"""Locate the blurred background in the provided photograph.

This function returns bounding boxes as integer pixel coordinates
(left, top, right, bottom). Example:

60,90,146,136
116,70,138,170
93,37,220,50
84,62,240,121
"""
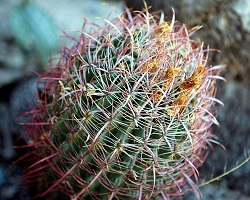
0,0,249,199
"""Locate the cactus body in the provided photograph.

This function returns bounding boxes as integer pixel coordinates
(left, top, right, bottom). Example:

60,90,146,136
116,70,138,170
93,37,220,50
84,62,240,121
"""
24,9,224,200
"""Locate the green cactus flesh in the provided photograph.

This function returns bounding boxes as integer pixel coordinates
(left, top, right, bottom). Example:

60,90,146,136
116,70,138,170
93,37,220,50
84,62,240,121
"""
25,9,223,200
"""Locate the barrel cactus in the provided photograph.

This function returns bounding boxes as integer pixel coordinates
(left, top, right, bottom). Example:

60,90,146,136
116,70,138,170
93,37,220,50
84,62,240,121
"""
23,8,224,200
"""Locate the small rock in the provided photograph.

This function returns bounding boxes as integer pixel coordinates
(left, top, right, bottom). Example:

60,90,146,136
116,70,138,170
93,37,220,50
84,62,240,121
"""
233,0,250,32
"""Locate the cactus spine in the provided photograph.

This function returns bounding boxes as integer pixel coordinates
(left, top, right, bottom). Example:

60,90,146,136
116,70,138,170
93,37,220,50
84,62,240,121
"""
24,8,224,200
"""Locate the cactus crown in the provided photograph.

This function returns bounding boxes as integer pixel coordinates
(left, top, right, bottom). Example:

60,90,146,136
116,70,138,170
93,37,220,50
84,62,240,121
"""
24,7,224,200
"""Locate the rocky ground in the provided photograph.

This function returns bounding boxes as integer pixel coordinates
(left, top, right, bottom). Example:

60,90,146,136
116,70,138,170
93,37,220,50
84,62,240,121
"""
0,0,249,199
